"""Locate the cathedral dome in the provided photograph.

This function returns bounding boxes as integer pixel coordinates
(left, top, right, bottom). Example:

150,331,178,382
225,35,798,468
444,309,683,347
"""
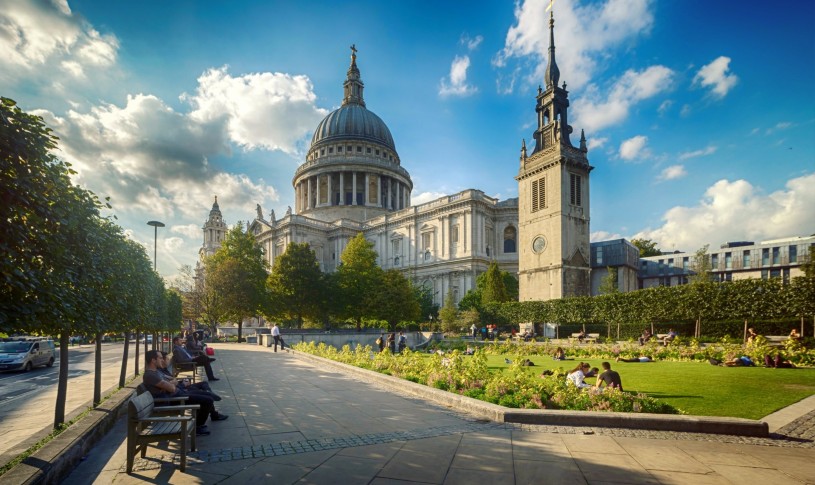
310,104,395,151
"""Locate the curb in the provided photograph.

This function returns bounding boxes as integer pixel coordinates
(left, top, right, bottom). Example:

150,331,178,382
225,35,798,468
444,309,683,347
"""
289,350,769,438
1,379,139,485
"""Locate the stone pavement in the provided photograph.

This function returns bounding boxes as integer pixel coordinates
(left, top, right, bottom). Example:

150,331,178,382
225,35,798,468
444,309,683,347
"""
61,343,815,484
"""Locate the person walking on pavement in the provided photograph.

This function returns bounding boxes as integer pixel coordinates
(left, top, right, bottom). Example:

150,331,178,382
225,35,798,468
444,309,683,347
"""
272,323,285,352
173,336,219,381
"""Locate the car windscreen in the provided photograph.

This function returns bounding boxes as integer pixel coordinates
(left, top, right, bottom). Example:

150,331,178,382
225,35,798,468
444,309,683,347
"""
0,342,32,353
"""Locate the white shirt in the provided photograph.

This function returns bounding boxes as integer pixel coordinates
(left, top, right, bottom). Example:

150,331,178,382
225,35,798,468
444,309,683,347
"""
272,326,280,337
567,370,591,388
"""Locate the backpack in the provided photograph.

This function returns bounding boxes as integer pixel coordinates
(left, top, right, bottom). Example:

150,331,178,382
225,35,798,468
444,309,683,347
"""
375,337,382,346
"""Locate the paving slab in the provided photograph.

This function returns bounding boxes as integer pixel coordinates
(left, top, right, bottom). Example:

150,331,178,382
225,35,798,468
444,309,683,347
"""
55,343,815,484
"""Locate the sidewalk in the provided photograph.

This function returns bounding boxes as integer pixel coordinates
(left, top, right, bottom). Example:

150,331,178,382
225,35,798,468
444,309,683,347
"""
62,343,815,484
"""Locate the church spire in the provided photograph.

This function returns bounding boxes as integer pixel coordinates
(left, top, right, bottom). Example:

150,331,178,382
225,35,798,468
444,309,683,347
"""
544,12,560,89
342,44,366,107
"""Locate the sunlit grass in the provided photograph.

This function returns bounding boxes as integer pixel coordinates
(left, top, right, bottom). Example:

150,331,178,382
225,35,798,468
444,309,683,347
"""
483,354,815,419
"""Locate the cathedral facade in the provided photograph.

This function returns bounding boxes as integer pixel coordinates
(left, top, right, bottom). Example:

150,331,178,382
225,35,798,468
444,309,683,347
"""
243,48,519,307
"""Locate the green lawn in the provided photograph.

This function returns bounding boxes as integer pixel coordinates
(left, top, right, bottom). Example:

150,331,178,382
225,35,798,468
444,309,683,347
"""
484,355,815,419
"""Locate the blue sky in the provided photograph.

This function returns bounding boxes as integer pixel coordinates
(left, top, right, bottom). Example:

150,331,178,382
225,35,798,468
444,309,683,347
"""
2,0,813,280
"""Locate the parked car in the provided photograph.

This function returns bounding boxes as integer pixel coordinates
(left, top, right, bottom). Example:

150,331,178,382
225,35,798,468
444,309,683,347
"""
0,338,56,372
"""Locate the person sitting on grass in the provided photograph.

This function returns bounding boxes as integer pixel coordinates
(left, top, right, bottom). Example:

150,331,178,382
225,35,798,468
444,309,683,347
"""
764,354,796,368
463,345,475,355
616,356,653,363
566,362,592,389
552,347,572,361
584,366,599,378
595,362,623,392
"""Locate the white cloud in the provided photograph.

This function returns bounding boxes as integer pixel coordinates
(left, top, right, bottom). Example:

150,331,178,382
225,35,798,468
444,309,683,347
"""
183,66,327,154
591,230,624,242
412,191,451,205
680,104,692,117
0,0,118,83
461,34,483,51
678,146,717,160
494,0,654,92
657,165,687,181
634,173,815,251
693,56,738,98
658,99,673,115
587,136,608,150
439,55,478,97
172,224,203,240
765,121,793,135
164,237,185,251
572,65,674,133
619,135,649,161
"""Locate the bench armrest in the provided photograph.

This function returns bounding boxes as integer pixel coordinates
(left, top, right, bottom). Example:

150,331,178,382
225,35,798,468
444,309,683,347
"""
153,404,200,412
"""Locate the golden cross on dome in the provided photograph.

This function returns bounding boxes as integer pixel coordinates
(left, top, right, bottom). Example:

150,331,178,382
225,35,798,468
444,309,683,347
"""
546,0,555,12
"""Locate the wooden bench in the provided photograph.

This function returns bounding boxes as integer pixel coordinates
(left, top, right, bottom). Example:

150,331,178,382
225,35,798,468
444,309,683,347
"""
569,333,599,344
765,336,790,347
168,353,198,383
127,390,199,473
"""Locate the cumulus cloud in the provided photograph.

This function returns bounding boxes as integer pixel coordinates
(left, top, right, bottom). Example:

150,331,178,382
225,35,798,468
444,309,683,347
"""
164,237,185,251
439,55,478,97
678,146,717,160
619,135,649,161
657,165,687,181
461,34,483,51
494,0,654,92
183,66,327,154
765,121,793,135
572,65,674,133
591,230,624,242
0,0,118,83
412,191,451,205
587,136,608,150
658,99,673,116
172,224,203,240
693,56,738,99
633,173,815,251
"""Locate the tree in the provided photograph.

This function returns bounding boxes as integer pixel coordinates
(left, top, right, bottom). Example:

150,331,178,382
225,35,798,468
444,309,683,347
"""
688,245,713,285
598,266,619,295
439,289,459,333
174,264,203,324
459,265,518,312
413,284,438,324
631,238,662,257
481,261,510,305
266,242,325,328
335,233,383,330
205,222,268,342
374,270,421,330
801,246,815,278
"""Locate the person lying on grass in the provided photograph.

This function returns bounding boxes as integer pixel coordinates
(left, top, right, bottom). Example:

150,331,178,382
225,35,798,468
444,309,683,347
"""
566,362,592,389
616,356,653,363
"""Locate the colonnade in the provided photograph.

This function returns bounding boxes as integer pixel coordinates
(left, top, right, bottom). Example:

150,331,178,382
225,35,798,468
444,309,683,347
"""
295,171,411,212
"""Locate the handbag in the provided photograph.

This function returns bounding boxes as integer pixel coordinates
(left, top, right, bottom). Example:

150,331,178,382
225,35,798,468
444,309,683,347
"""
205,347,215,356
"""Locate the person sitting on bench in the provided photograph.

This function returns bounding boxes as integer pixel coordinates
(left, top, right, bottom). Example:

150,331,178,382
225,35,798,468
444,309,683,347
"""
173,336,219,381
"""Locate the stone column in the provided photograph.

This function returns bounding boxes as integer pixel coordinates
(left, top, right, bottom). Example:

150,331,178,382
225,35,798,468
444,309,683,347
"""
352,172,357,205
377,175,382,208
339,172,345,205
315,174,321,207
307,177,312,210
397,182,402,210
364,173,370,206
327,173,332,206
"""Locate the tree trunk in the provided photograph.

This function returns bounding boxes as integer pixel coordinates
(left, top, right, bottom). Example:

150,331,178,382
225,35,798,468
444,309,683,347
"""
238,320,243,343
650,322,655,336
93,332,102,406
143,332,148,358
119,333,129,388
743,320,748,343
616,322,620,340
134,330,140,376
54,332,69,429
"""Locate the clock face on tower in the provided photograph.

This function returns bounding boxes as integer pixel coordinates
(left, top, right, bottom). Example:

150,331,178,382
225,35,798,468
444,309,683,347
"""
532,235,547,253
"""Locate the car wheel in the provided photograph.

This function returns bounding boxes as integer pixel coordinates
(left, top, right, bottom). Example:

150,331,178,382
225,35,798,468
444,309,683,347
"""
46,357,54,368
24,362,33,372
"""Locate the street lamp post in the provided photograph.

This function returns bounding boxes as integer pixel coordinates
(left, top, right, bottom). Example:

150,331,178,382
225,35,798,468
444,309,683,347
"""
146,220,165,271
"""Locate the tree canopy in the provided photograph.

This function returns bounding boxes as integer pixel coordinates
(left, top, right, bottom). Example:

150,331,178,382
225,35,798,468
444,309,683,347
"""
631,238,662,257
266,242,326,327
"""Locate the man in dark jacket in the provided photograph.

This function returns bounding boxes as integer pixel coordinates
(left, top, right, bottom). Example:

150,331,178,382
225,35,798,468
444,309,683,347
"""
173,336,219,381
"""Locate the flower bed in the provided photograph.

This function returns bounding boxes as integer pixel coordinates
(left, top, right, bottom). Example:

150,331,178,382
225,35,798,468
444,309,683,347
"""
293,342,680,414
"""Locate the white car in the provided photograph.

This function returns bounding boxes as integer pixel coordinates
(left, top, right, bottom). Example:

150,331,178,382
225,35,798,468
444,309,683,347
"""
0,338,56,372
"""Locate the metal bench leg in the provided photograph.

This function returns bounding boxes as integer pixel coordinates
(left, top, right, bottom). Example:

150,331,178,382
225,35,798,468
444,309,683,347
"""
180,421,188,472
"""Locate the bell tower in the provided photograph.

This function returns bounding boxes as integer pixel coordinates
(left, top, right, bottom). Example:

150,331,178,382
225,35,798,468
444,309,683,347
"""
516,11,593,301
199,196,227,260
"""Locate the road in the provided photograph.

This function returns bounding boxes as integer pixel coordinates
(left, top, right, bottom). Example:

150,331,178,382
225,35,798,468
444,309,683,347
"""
0,342,150,469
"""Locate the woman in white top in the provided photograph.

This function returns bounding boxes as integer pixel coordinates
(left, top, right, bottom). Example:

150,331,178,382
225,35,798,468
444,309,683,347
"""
566,362,592,389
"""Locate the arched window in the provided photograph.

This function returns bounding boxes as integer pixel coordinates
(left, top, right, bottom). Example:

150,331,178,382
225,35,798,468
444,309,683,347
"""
503,226,517,253
543,109,550,125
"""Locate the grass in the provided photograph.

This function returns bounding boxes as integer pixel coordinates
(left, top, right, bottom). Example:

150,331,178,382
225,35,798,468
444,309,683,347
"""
483,355,815,419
